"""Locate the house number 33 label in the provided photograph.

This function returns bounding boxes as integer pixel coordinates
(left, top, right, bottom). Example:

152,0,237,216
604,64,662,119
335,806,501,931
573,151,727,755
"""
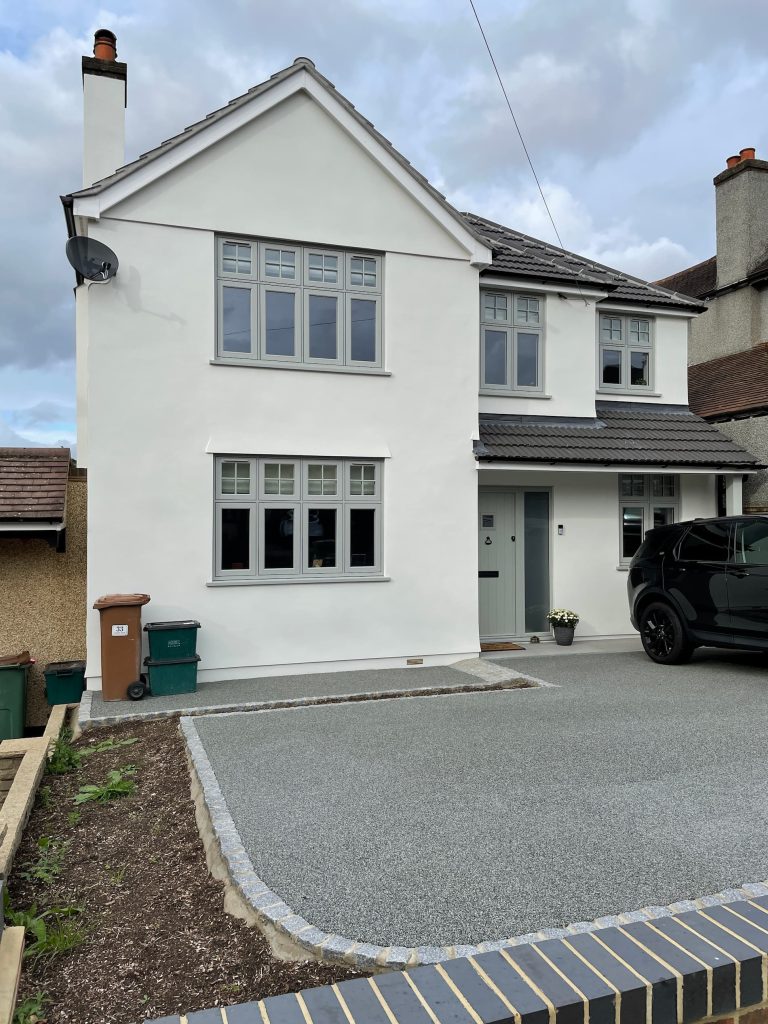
111,624,129,637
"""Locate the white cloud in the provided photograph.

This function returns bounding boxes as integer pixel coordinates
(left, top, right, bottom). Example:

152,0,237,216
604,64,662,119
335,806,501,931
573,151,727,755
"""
449,179,695,281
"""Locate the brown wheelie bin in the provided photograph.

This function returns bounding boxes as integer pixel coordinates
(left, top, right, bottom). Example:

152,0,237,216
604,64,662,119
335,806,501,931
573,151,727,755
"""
93,594,150,701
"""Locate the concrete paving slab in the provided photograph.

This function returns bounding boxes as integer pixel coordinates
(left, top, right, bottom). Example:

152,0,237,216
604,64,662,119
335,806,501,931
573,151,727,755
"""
190,648,768,949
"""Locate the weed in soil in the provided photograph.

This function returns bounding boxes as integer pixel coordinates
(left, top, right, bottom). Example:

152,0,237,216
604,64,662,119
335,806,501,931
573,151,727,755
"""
9,717,368,1024
13,991,49,1024
17,838,70,886
49,732,138,777
73,767,136,805
4,895,84,962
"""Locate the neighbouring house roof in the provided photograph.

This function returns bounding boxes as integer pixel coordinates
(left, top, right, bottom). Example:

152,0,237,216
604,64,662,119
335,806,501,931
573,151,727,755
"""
689,343,768,420
654,256,718,300
475,402,761,468
463,212,707,312
0,448,70,523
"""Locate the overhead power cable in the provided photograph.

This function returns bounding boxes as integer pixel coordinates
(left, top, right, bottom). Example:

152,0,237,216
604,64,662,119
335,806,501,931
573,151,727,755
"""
467,0,567,253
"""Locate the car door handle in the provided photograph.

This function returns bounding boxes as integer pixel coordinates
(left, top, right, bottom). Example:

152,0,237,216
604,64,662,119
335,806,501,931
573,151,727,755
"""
728,569,750,578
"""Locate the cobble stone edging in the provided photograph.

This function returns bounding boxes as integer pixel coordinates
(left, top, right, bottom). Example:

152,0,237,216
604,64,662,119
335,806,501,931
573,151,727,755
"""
80,663,547,732
181,712,768,971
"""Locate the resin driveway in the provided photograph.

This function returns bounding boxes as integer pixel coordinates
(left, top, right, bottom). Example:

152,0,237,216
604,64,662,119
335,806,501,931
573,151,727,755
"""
190,649,768,948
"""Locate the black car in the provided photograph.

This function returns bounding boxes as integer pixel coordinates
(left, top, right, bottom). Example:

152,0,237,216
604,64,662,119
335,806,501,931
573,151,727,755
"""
628,515,768,663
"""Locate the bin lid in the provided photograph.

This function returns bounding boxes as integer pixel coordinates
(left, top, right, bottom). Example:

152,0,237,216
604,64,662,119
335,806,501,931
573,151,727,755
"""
144,620,201,632
0,650,32,667
143,654,201,667
45,661,86,675
93,593,151,610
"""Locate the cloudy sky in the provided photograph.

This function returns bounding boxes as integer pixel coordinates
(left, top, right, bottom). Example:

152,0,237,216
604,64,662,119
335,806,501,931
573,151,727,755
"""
1,0,767,447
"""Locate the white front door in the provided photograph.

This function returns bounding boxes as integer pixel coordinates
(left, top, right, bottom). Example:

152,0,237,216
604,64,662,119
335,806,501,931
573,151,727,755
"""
478,491,517,638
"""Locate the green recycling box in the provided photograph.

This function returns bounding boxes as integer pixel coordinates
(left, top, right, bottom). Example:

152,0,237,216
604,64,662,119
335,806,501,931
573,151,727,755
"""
144,655,200,696
144,621,200,660
44,661,86,706
0,656,30,740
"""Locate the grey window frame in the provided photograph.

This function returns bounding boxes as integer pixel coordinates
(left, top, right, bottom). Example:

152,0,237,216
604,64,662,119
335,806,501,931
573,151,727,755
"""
599,313,654,393
618,473,679,565
214,456,383,581
480,289,544,393
216,237,383,369
259,284,301,363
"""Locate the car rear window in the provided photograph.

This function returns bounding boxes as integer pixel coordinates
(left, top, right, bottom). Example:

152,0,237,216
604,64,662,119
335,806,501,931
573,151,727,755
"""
678,521,731,562
633,527,677,561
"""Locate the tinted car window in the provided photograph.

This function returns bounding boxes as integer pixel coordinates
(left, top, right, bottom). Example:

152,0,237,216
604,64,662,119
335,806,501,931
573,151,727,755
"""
734,520,768,565
633,527,678,562
678,521,730,562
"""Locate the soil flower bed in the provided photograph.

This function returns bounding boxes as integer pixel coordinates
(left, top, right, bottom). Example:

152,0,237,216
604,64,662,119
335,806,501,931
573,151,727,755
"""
8,717,366,1024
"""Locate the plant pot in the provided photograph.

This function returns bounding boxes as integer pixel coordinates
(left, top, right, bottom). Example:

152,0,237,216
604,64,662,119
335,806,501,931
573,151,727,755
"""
553,626,574,646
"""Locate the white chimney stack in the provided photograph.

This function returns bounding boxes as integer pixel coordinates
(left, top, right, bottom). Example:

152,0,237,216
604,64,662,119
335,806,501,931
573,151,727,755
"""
82,29,126,188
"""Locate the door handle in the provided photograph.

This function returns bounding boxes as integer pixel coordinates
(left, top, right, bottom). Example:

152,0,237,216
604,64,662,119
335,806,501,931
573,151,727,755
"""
728,569,749,578
510,535,516,542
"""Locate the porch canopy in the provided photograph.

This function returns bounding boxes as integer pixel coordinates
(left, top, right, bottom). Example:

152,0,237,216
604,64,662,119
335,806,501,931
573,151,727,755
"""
475,401,762,470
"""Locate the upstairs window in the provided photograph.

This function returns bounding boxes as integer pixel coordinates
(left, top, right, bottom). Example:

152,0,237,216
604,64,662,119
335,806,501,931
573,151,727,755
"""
619,474,678,563
599,314,653,392
480,289,543,392
217,238,382,369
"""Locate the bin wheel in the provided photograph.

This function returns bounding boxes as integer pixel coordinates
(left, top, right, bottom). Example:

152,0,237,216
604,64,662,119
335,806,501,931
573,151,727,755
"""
127,681,146,701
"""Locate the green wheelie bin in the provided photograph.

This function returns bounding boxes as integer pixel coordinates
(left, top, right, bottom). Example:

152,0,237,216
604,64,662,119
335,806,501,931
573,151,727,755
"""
0,652,32,739
44,661,87,706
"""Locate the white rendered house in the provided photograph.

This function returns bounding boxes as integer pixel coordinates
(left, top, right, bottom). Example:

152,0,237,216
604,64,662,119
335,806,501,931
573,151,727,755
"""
63,33,759,688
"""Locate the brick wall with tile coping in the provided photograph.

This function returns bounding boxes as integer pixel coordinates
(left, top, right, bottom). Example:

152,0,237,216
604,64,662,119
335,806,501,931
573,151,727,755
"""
147,893,768,1024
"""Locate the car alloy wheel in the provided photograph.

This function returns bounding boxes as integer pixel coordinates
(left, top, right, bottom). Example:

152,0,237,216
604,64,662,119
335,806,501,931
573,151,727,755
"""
642,607,676,659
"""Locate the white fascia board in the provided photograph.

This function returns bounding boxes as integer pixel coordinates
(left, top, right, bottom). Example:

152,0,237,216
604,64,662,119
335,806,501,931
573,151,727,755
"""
476,462,757,475
597,302,699,319
70,70,493,266
480,275,609,300
0,522,65,532
205,436,391,458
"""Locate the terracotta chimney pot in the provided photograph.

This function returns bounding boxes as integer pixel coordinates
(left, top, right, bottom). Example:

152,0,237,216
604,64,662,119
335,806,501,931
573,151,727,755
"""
93,29,117,62
740,147,756,161
726,154,741,169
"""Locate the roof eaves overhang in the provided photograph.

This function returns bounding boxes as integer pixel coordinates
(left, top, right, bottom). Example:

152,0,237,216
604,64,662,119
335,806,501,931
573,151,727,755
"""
479,273,611,300
474,459,762,473
65,63,492,267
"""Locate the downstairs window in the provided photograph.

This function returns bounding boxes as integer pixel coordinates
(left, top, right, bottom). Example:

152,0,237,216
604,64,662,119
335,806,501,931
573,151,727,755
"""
619,474,679,564
214,457,382,580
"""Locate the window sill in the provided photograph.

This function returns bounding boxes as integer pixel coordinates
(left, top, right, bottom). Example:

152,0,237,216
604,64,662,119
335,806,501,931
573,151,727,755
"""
615,565,630,572
597,390,662,398
211,359,391,377
480,390,552,399
207,575,391,587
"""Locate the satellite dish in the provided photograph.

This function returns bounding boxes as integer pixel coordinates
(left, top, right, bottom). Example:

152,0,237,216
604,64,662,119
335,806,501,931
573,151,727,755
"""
65,235,119,282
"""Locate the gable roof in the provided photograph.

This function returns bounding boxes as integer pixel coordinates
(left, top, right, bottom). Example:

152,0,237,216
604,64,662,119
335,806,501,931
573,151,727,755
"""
0,448,70,522
64,59,490,264
464,212,706,312
689,343,768,420
654,257,717,300
475,402,760,468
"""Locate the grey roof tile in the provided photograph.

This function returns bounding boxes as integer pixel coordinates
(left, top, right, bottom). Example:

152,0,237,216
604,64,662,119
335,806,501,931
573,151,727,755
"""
465,212,706,312
477,403,761,468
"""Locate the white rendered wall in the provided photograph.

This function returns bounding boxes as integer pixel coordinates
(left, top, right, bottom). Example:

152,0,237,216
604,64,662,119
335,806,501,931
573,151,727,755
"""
480,302,692,420
81,94,482,686
478,468,718,638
